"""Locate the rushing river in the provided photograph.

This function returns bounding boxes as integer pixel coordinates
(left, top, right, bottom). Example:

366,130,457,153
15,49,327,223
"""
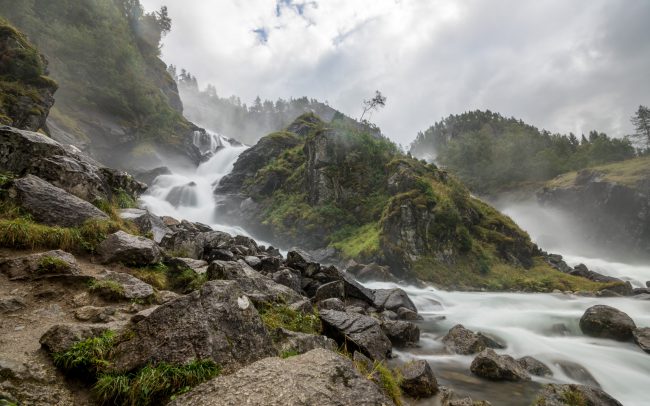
141,135,650,405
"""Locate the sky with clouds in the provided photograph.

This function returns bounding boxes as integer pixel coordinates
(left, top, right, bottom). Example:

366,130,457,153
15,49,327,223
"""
141,0,650,146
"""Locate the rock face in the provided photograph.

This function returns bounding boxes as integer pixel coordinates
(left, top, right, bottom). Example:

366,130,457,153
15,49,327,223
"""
579,305,636,341
110,280,276,374
8,175,109,227
533,384,622,406
0,250,79,280
442,325,503,355
633,327,650,353
97,231,162,266
319,309,392,360
0,126,145,203
272,328,337,355
169,348,393,406
398,360,438,398
470,349,531,381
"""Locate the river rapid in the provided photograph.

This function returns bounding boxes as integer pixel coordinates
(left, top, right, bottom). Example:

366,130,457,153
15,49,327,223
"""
140,135,650,405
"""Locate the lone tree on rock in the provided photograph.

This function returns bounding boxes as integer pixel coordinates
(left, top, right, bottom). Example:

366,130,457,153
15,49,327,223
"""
360,90,387,121
631,105,650,148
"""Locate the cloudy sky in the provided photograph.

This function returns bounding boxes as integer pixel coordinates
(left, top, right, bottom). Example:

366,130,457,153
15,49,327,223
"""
141,0,650,145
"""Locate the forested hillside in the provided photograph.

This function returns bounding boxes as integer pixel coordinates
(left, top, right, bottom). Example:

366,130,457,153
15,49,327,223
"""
410,110,637,194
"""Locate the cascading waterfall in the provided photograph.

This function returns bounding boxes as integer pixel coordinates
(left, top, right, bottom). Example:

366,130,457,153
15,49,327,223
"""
140,134,650,405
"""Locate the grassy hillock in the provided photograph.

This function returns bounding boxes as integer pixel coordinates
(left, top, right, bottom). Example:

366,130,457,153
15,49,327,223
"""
546,155,650,189
235,114,614,291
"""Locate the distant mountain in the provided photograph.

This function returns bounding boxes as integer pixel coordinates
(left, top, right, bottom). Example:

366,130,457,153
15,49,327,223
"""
410,110,637,195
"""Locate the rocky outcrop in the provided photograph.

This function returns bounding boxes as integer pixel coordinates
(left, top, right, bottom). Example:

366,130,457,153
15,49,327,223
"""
398,360,438,398
319,309,392,360
579,305,636,341
119,208,171,243
97,231,162,266
169,348,393,406
40,323,117,354
110,280,276,374
95,270,155,301
0,250,79,280
442,325,504,355
533,384,622,406
8,175,109,227
470,349,531,381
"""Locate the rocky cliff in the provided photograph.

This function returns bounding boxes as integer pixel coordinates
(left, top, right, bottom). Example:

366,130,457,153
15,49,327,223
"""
538,156,650,261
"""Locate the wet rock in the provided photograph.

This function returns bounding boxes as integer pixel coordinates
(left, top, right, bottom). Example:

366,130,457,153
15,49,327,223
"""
243,255,261,268
286,249,319,272
313,280,345,302
169,349,392,406
97,270,155,301
119,208,171,243
8,175,109,227
353,262,397,282
517,356,552,377
165,257,209,275
0,296,26,313
439,386,492,406
40,323,117,354
205,248,235,261
533,384,622,406
555,361,600,387
272,268,302,294
206,260,250,280
579,305,636,341
398,359,438,398
73,306,116,323
317,298,346,312
257,256,282,273
633,327,650,354
110,280,276,374
470,349,530,381
380,310,398,321
373,288,417,313
341,272,376,304
0,250,79,281
272,328,337,355
319,309,392,360
397,307,423,320
133,166,171,185
288,299,313,314
381,320,420,346
97,231,162,266
442,325,503,355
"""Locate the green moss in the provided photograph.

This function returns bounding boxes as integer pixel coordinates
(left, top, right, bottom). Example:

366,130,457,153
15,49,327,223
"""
89,280,125,300
167,266,207,293
259,304,321,335
279,349,300,359
37,255,70,274
331,223,381,259
560,389,587,406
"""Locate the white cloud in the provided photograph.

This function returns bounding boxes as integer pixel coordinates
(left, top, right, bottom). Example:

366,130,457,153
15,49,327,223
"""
142,0,650,145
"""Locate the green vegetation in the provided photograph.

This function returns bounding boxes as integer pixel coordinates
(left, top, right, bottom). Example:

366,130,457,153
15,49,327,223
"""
279,349,300,359
410,110,638,194
89,280,125,300
52,330,219,405
259,303,321,335
0,0,189,141
351,357,402,406
37,255,70,274
546,155,650,189
166,265,207,293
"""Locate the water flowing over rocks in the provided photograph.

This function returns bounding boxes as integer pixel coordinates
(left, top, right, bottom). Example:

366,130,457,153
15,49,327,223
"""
470,349,531,381
633,327,650,353
579,305,636,341
533,384,623,406
442,324,505,355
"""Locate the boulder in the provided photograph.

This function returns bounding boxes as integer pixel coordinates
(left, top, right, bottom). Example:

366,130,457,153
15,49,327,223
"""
286,249,319,272
319,309,392,360
353,263,397,282
288,299,313,314
313,280,345,302
373,288,417,312
532,384,622,406
398,360,438,398
8,175,108,227
165,257,209,275
40,323,116,354
0,250,79,280
579,305,636,341
0,296,26,313
272,328,337,355
633,327,650,353
73,306,116,323
381,320,420,346
272,268,302,293
110,280,276,374
470,349,530,381
119,208,171,243
97,231,162,266
169,348,392,406
442,325,503,355
517,356,552,377
317,298,346,312
397,307,423,321
341,271,376,304
96,270,155,301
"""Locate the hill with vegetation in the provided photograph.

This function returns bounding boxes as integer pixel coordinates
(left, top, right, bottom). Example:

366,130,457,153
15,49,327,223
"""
410,110,637,195
0,0,201,169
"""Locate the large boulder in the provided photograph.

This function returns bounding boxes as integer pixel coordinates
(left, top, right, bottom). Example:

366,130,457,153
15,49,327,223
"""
381,320,420,346
40,323,117,354
0,250,79,280
119,208,171,243
579,305,636,341
319,309,392,360
97,231,162,266
109,280,276,374
95,270,155,301
517,356,552,377
373,288,417,312
633,328,650,354
442,325,504,355
272,328,337,355
470,349,531,381
398,359,438,398
169,348,393,406
8,175,108,227
532,384,622,406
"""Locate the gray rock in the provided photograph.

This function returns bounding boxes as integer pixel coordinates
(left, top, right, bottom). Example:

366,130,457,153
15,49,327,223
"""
579,305,636,341
319,309,392,360
40,323,117,354
397,307,423,321
169,349,393,406
9,175,108,227
354,262,397,282
288,299,313,314
517,356,552,376
442,324,503,355
0,296,26,313
156,290,180,304
470,349,531,381
97,231,162,266
110,280,276,374
119,208,171,243
74,306,116,323
165,257,209,274
130,306,159,323
373,288,417,312
0,250,79,281
555,361,600,387
633,327,650,354
313,280,345,302
398,359,438,398
272,268,302,294
272,328,337,355
243,255,261,268
99,270,155,301
381,320,420,346
533,384,622,406
317,298,346,312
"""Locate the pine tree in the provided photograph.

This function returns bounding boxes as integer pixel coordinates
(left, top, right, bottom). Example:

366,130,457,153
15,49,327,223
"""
631,105,650,148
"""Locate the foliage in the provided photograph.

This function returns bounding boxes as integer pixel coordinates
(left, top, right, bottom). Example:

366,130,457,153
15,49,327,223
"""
259,303,321,335
89,280,125,300
279,349,300,359
53,330,116,374
630,105,650,149
166,265,207,293
546,155,650,189
353,359,402,406
331,223,381,260
37,255,70,273
360,90,387,121
410,110,637,194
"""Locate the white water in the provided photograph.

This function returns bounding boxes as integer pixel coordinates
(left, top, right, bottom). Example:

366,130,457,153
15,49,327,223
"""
139,136,650,405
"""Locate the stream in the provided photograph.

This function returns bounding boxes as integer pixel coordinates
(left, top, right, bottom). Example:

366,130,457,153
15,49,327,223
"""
140,135,650,405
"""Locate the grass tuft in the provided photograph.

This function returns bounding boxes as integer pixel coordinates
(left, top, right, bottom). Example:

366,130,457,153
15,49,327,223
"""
89,280,125,300
52,331,116,375
37,255,70,274
259,304,321,335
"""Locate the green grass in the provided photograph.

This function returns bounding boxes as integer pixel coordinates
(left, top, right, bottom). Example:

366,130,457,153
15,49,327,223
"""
259,304,321,335
166,265,207,293
352,358,402,406
561,389,587,406
53,331,116,374
547,155,650,189
89,280,125,300
331,223,381,260
93,360,220,406
279,349,300,359
37,255,70,274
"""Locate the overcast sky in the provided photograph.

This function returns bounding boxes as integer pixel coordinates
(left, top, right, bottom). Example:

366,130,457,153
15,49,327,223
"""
141,0,650,146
